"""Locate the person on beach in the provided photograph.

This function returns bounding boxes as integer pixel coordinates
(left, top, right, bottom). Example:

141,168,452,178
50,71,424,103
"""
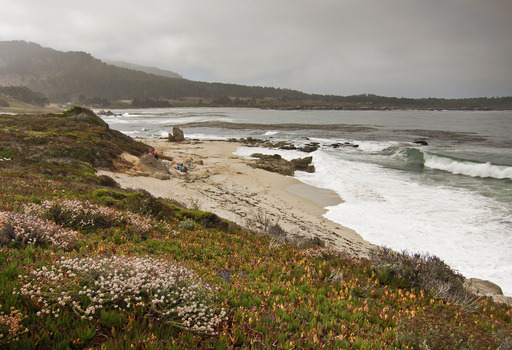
149,151,159,159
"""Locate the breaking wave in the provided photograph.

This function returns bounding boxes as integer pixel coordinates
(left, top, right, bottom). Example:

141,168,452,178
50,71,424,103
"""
424,153,512,179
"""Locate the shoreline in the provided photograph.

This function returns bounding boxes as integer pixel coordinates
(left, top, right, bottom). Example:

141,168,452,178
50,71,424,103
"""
96,138,512,301
97,139,374,257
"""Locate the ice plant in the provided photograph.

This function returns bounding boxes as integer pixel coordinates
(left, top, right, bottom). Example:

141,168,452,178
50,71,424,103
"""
17,255,226,333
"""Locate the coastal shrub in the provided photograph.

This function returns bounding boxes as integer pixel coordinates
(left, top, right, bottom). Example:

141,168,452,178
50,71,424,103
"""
172,205,229,230
396,304,512,349
24,199,165,236
179,220,195,231
17,255,227,333
369,247,479,308
96,174,119,187
0,211,79,251
268,222,287,240
0,305,28,345
92,188,130,206
124,192,176,221
245,211,273,233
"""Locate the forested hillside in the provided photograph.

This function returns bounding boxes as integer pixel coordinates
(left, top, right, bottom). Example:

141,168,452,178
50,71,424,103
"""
103,60,183,79
0,41,308,104
1,40,511,110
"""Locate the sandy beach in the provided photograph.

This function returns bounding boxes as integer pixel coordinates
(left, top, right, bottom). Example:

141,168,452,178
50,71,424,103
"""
97,139,374,257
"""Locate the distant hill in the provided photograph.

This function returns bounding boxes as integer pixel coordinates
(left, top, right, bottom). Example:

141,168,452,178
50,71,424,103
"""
0,40,308,105
0,85,48,106
103,60,183,79
0,40,511,110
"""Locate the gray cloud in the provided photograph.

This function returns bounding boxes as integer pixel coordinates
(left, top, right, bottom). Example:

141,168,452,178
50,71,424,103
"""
1,0,511,97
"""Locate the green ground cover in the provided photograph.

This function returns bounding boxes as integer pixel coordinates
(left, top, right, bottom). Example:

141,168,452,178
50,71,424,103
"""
0,108,511,349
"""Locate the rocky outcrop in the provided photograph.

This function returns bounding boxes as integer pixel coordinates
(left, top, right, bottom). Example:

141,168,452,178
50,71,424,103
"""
291,156,315,173
465,278,503,296
464,278,512,306
250,153,315,176
137,153,170,179
168,126,185,142
251,154,294,176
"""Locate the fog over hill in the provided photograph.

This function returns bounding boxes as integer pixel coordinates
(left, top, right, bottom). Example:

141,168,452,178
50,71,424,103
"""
0,40,308,104
103,60,183,80
0,40,511,110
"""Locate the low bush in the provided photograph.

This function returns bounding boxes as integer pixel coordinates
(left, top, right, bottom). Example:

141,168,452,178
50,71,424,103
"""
0,211,79,251
179,220,196,231
92,188,130,206
396,304,512,349
172,205,229,230
0,305,28,345
24,199,166,236
369,247,480,309
17,255,227,333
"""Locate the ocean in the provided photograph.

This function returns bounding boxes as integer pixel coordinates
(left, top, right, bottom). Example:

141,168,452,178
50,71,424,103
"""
99,108,512,295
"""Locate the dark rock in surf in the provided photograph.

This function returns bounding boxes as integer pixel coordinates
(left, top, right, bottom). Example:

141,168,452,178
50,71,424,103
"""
291,156,315,173
413,139,429,146
331,142,359,148
298,142,320,153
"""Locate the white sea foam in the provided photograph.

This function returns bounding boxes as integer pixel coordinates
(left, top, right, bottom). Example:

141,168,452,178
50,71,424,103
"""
264,131,280,136
308,137,399,154
276,149,512,296
424,153,512,179
186,133,229,141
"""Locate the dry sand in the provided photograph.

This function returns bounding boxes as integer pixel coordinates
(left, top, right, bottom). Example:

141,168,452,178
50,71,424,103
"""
96,139,374,257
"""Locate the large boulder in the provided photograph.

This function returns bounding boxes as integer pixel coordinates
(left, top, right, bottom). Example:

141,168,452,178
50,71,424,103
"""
251,153,294,176
138,153,169,178
168,126,185,142
291,156,315,173
464,278,503,296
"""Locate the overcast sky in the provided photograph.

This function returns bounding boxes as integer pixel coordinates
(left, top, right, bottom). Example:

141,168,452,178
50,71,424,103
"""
1,0,511,98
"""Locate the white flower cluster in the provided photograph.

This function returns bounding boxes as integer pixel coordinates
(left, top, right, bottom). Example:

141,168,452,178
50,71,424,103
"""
17,255,226,333
0,211,79,251
24,199,171,235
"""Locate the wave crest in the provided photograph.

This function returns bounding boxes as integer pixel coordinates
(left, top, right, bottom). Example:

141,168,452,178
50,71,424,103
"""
424,153,512,179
